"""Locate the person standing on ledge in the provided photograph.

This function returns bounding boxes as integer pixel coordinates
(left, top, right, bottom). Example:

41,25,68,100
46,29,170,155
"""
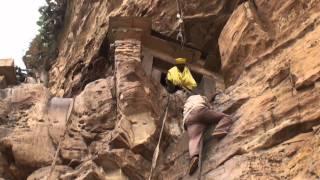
166,58,197,93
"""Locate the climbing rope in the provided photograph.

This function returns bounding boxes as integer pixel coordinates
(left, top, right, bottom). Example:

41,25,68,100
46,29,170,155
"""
47,98,75,180
148,96,170,180
197,137,204,180
175,0,185,48
288,60,303,123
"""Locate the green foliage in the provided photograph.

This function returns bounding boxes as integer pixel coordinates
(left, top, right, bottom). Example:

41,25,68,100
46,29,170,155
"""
23,0,66,69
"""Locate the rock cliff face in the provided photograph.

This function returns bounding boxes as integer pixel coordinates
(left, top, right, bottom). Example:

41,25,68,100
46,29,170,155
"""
1,0,320,179
49,0,240,96
160,1,320,179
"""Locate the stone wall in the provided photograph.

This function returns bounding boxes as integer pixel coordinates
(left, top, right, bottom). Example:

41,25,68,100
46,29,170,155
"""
113,39,160,158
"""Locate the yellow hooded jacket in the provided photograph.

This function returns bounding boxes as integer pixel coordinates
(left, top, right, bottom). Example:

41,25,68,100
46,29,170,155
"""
167,66,197,90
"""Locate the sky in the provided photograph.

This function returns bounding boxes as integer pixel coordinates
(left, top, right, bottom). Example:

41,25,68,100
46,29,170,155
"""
0,0,46,68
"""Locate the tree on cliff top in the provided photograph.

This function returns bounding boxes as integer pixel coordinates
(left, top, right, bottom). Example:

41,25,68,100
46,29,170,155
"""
23,0,66,70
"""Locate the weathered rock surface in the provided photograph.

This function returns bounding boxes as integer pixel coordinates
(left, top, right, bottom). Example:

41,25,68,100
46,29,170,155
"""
59,78,116,162
0,72,171,180
220,0,320,86
27,166,72,180
159,0,320,179
112,39,166,160
0,84,53,179
49,0,241,96
0,78,153,179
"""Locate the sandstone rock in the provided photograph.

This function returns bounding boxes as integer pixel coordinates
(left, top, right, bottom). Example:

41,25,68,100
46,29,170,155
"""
59,78,116,162
219,0,320,86
59,160,127,180
1,125,58,169
0,75,163,179
49,0,240,96
204,132,320,180
95,149,150,180
113,39,164,159
219,1,271,86
0,84,55,179
211,1,320,179
60,134,88,162
27,165,72,180
73,78,116,138
155,133,189,180
160,0,320,179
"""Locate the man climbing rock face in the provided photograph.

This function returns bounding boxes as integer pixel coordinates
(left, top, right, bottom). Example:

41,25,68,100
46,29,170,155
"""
166,58,197,93
183,94,233,175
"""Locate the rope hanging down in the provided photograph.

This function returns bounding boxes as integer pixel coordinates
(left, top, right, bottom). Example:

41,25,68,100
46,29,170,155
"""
288,60,303,123
198,137,203,180
176,0,185,48
148,6,189,173
148,96,170,180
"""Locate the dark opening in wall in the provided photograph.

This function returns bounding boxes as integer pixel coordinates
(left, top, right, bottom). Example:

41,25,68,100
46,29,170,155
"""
98,37,110,59
200,52,208,60
160,73,167,87
153,57,203,89
204,48,222,73
65,36,112,97
153,57,173,71
82,37,112,84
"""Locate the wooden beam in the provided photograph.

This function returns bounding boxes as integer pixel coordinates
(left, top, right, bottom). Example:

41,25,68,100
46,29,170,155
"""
0,59,17,85
142,35,201,63
109,28,144,41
